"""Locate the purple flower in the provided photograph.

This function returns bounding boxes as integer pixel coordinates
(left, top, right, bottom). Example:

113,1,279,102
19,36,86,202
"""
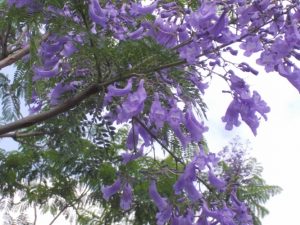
270,38,290,59
117,79,147,123
126,125,139,150
179,43,201,64
171,209,194,225
187,2,216,31
189,75,208,94
8,0,42,11
230,191,253,223
88,0,108,28
29,91,42,114
130,1,158,17
208,170,226,192
222,99,241,130
239,92,270,135
137,122,152,147
149,18,178,48
149,181,172,225
127,27,145,40
104,78,133,104
202,202,236,225
43,55,60,69
256,50,280,73
149,94,167,129
101,178,121,201
167,106,190,148
122,145,144,164
33,63,60,81
41,41,63,55
251,91,270,120
238,62,259,75
223,91,270,135
240,36,262,56
173,162,201,201
125,122,152,150
120,183,133,210
61,41,77,57
229,73,250,99
278,63,300,93
48,81,79,105
209,10,227,39
184,106,208,142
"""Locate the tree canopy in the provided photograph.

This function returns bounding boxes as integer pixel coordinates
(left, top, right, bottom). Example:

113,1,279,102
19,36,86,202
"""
0,0,297,224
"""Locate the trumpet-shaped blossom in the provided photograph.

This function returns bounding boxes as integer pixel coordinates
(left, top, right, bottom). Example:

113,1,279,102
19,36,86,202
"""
88,0,108,28
172,209,194,225
130,1,158,17
8,0,42,11
149,94,167,129
184,106,208,142
167,106,190,148
33,63,60,81
229,73,250,99
173,162,201,201
202,202,236,225
122,145,144,164
101,178,121,201
127,27,145,40
120,183,133,210
61,41,77,57
149,181,172,225
240,36,262,56
278,63,300,93
223,92,270,135
48,81,80,105
222,99,241,130
209,10,228,39
189,75,208,94
117,79,147,123
104,78,133,104
126,122,151,150
208,170,226,192
230,190,253,223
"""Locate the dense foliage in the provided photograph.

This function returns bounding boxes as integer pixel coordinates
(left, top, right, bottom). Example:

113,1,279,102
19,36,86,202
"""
0,0,297,224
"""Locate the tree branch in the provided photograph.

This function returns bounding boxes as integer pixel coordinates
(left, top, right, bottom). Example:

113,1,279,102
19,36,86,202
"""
0,44,29,69
0,131,45,138
0,73,140,136
133,117,185,165
0,33,49,70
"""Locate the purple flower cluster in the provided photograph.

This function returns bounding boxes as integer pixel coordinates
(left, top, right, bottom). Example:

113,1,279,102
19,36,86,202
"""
222,74,270,135
148,147,253,225
30,33,85,108
7,0,42,12
101,178,133,211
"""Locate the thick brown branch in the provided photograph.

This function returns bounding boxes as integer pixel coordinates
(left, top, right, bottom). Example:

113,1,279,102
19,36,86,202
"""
0,73,139,135
0,33,49,70
0,44,30,69
0,131,45,138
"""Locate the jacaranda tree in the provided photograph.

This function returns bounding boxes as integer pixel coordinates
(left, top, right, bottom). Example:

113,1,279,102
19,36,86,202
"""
0,0,296,224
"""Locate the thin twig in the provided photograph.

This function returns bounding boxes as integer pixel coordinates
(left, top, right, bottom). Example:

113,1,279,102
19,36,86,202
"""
133,117,184,165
